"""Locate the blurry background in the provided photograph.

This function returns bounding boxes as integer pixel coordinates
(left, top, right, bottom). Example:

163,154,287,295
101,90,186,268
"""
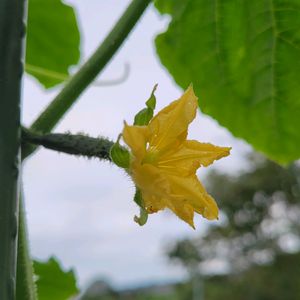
22,1,300,299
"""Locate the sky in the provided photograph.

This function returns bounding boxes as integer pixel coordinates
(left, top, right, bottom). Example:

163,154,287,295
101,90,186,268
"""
22,0,252,290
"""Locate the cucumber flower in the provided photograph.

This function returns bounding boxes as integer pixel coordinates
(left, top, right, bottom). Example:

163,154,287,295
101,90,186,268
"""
122,86,231,228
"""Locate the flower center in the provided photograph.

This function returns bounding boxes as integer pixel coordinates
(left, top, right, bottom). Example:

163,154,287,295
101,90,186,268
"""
142,148,159,165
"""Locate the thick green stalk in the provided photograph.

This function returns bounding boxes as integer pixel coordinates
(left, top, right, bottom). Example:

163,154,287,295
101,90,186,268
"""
16,193,37,300
22,0,151,159
0,0,26,299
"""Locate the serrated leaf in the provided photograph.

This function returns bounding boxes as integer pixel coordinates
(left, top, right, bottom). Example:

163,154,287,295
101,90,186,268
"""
26,0,80,88
34,257,79,300
155,0,300,163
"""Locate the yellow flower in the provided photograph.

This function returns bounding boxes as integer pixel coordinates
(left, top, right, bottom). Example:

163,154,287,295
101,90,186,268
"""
123,86,231,228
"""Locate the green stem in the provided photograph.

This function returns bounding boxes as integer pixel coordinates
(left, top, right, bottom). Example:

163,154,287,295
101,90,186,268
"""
22,0,151,159
16,193,37,300
0,0,26,298
22,128,114,161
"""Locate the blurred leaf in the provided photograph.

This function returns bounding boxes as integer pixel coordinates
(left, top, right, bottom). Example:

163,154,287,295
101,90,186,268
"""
26,0,80,88
155,0,300,163
34,257,78,300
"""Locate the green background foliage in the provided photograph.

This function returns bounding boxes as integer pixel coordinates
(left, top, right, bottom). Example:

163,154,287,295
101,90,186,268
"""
204,252,300,300
34,257,78,300
26,0,80,88
79,253,300,299
155,0,300,163
168,154,300,271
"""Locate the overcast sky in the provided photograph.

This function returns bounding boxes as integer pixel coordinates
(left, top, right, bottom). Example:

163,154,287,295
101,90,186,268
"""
22,0,252,289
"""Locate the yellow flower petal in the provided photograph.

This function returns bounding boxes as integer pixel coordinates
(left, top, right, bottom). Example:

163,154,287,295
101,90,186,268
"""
167,201,196,228
148,85,198,152
142,192,166,213
165,174,219,221
131,162,170,198
158,140,231,176
122,122,149,158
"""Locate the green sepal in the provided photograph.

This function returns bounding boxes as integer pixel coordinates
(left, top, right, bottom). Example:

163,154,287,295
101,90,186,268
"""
134,208,148,226
133,189,148,226
134,84,157,126
133,189,143,207
110,135,130,169
134,107,153,126
145,83,157,110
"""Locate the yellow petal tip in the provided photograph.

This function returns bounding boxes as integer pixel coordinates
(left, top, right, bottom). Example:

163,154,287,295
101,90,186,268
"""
185,218,196,229
185,84,198,101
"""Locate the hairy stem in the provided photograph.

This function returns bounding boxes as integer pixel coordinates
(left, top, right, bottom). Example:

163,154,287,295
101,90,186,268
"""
22,128,114,161
22,0,151,159
0,0,26,298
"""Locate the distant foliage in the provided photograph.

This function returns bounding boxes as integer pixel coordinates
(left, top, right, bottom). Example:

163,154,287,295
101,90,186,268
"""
169,154,300,272
204,252,300,300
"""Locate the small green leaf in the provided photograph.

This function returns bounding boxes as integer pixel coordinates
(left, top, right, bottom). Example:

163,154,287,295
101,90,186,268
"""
34,257,79,300
110,135,130,169
26,0,80,88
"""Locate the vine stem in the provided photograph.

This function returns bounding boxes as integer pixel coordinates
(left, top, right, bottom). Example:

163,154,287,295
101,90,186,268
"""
22,128,114,161
18,1,152,299
22,0,152,159
0,0,26,299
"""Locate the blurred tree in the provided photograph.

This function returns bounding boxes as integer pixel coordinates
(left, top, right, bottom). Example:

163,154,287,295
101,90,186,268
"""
169,153,300,273
204,251,300,300
78,251,300,300
80,279,118,300
79,279,179,300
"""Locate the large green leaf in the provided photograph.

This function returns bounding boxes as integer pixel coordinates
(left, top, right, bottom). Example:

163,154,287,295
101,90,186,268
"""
34,257,78,300
155,0,300,163
26,0,80,88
